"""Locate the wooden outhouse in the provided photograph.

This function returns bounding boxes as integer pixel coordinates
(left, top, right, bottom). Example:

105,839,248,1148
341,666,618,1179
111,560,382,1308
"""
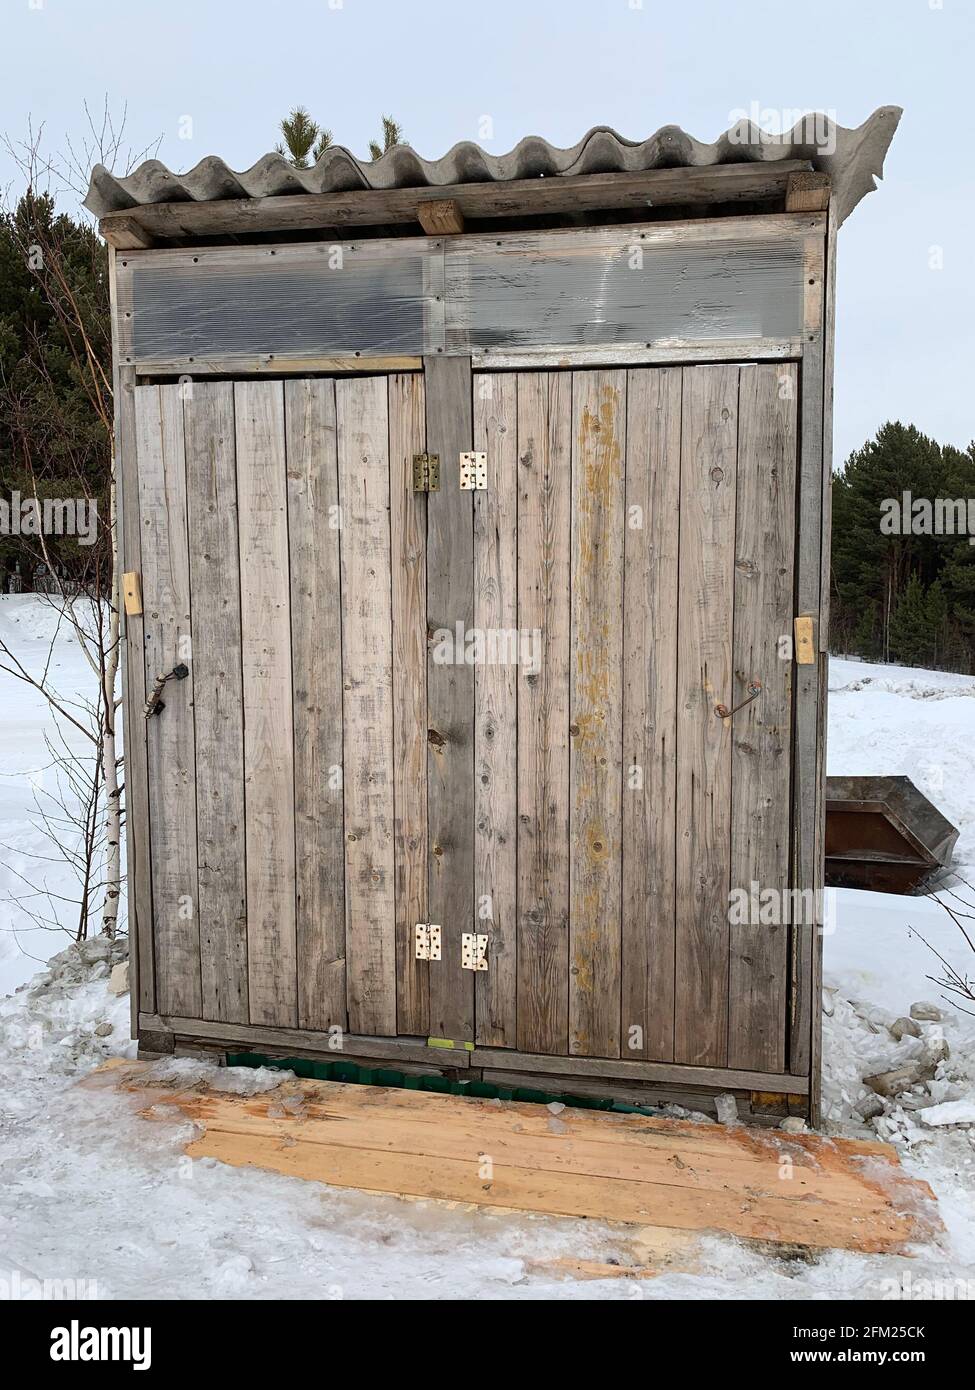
90,109,900,1124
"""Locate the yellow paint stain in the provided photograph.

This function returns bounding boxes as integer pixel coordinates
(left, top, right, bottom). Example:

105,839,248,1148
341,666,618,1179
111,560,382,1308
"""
573,954,593,993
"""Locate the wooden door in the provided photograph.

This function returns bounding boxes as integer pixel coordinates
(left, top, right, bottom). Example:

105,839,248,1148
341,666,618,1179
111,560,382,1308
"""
470,364,798,1071
135,374,430,1040
134,362,797,1074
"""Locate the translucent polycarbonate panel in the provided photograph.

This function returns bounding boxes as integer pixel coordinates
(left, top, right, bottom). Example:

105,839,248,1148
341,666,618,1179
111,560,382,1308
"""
119,242,442,364
445,234,806,351
115,225,809,367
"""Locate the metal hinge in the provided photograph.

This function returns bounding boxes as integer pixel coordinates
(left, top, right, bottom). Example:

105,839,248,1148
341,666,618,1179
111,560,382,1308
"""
461,933,488,971
459,451,487,490
414,923,442,961
412,453,440,492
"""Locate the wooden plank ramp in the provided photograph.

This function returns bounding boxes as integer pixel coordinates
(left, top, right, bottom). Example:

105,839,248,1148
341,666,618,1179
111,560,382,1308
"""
93,1061,939,1255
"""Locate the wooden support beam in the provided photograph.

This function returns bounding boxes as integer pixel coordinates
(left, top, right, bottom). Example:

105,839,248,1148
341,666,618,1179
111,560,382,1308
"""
416,198,464,235
100,214,156,249
469,1045,810,1095
99,159,816,246
786,171,831,212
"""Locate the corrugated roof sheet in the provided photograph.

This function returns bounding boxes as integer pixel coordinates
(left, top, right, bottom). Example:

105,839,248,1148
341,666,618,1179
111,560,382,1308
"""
85,107,901,227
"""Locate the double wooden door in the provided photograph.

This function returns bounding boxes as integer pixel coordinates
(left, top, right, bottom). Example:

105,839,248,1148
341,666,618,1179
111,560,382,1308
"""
135,361,797,1074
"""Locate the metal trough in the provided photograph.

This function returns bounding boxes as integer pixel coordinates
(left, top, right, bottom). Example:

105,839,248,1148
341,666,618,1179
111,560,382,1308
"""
825,775,959,894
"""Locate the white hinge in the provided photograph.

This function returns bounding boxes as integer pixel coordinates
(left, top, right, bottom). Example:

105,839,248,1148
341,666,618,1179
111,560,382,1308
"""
459,451,487,490
461,932,488,971
414,923,442,961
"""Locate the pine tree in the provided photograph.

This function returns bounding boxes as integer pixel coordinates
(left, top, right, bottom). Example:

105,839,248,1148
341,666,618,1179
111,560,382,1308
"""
274,110,400,166
888,572,934,666
368,115,404,161
277,107,328,168
831,422,947,660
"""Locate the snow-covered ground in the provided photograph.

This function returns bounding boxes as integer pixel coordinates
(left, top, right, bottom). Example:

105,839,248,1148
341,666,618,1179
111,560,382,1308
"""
1,597,973,1299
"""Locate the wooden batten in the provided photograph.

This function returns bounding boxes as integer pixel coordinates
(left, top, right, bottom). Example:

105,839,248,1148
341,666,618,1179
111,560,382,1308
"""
416,198,464,235
100,159,817,248
786,171,831,212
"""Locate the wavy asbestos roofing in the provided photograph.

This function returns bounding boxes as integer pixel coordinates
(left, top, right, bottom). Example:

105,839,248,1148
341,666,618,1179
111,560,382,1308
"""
85,106,901,227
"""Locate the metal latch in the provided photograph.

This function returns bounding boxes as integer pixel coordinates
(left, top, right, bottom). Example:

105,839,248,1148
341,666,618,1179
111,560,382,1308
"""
414,923,442,961
461,933,488,971
412,453,440,492
144,663,189,719
459,451,487,490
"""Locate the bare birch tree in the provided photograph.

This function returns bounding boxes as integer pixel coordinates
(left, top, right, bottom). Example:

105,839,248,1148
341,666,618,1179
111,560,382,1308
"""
0,105,159,941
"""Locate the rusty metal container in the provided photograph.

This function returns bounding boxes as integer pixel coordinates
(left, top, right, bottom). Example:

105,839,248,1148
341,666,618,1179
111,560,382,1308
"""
825,775,959,893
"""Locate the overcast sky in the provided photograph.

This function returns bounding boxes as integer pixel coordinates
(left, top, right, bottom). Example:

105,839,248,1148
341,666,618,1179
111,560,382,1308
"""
2,0,972,465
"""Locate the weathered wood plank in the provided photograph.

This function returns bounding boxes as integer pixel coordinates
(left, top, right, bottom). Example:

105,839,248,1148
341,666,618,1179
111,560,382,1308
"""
569,371,626,1058
516,373,572,1054
417,199,464,236
674,365,740,1067
134,384,201,1018
470,1044,810,1096
183,382,248,1023
100,214,155,249
621,368,682,1061
129,354,424,378
473,374,518,1046
471,339,805,370
140,1014,471,1068
337,376,397,1037
728,364,797,1072
155,1080,932,1252
791,306,828,1082
285,378,346,1032
234,382,297,1028
785,171,831,213
821,211,838,652
388,373,429,1037
424,355,475,1043
113,354,153,1025
101,163,816,245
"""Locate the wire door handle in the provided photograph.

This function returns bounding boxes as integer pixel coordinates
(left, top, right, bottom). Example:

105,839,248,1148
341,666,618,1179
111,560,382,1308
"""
715,679,762,721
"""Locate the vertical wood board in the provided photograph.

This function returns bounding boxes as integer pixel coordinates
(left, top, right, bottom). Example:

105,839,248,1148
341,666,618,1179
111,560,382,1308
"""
135,384,201,1018
337,376,397,1037
286,378,347,1031
184,382,248,1023
728,364,797,1072
674,365,740,1067
235,381,297,1028
116,357,154,1022
621,368,682,1061
389,373,430,1037
424,355,475,1042
568,370,626,1058
473,373,519,1046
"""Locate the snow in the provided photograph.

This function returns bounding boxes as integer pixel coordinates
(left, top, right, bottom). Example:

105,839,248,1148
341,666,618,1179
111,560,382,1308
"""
0,595,100,997
917,1100,975,1127
1,599,974,1299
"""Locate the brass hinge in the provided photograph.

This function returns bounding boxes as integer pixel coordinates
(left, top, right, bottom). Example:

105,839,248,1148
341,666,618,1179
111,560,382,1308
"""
459,451,487,490
461,932,488,971
412,453,440,492
414,923,441,961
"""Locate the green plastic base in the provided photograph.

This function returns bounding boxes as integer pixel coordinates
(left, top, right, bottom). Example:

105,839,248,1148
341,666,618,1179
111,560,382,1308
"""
225,1051,662,1117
